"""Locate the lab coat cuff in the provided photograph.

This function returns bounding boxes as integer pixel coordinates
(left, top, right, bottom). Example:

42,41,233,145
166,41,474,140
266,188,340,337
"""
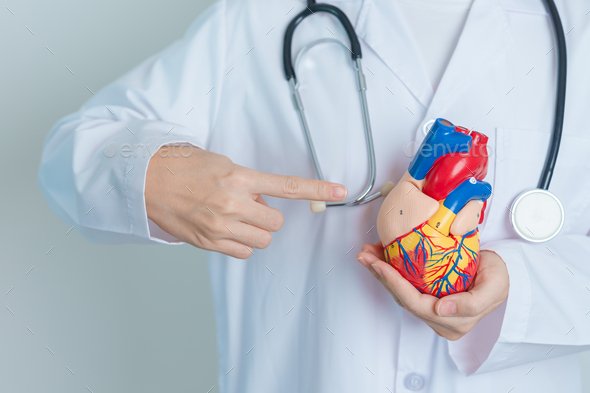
447,240,531,375
125,130,205,245
482,241,532,344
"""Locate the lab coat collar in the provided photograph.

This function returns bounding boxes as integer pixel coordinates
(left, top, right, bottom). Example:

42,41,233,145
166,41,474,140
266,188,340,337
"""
356,0,514,114
355,0,433,108
423,0,514,118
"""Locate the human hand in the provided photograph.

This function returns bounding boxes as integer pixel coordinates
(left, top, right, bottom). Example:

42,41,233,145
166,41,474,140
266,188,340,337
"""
145,146,348,259
356,243,509,340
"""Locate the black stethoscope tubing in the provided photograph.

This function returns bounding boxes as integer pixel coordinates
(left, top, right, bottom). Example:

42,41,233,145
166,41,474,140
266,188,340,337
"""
283,0,362,80
539,0,567,191
283,0,567,192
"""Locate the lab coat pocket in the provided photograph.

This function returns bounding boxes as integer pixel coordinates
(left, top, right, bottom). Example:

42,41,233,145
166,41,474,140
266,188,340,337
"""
484,127,590,242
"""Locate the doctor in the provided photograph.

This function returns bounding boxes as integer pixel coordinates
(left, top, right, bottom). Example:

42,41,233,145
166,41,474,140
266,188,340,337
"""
39,0,590,392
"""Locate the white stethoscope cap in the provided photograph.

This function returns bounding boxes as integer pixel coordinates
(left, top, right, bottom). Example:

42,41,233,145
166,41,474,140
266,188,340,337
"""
510,189,564,242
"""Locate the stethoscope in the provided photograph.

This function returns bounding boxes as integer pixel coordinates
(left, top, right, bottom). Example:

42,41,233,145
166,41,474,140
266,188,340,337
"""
283,0,566,243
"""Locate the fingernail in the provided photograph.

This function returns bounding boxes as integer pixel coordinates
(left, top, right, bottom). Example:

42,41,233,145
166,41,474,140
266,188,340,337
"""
438,301,457,316
331,185,347,199
356,256,368,267
371,263,382,278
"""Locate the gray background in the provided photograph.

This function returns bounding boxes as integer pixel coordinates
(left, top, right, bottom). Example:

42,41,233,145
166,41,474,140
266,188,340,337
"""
0,0,588,392
1,0,217,392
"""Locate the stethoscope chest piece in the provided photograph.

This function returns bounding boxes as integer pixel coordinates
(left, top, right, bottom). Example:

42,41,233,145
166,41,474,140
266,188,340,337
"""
510,189,564,242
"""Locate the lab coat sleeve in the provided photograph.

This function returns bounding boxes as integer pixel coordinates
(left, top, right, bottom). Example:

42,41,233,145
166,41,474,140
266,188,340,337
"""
447,234,590,374
38,1,226,244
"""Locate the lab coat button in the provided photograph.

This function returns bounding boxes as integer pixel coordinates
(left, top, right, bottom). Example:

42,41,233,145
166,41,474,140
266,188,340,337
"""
404,372,426,391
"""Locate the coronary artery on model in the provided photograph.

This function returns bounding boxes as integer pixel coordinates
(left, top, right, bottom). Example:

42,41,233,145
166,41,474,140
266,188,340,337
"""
376,118,492,297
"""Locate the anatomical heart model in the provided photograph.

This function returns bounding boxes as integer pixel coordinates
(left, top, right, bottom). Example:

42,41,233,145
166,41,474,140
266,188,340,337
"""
376,118,492,297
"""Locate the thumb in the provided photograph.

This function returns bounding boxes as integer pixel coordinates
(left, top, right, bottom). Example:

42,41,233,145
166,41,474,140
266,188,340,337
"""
435,253,508,318
435,291,487,318
254,195,269,206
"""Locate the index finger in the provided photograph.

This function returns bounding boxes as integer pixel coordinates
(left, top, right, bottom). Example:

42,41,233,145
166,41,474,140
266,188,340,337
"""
247,169,348,201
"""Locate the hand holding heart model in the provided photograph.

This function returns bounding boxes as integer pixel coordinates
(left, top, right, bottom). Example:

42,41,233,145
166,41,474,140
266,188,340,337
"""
376,118,492,298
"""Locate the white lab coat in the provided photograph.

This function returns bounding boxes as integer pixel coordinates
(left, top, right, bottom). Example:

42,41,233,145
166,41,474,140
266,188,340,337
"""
38,0,590,391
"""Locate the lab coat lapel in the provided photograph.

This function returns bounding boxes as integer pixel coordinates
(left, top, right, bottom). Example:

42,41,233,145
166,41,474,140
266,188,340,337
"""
422,0,514,122
355,0,433,108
